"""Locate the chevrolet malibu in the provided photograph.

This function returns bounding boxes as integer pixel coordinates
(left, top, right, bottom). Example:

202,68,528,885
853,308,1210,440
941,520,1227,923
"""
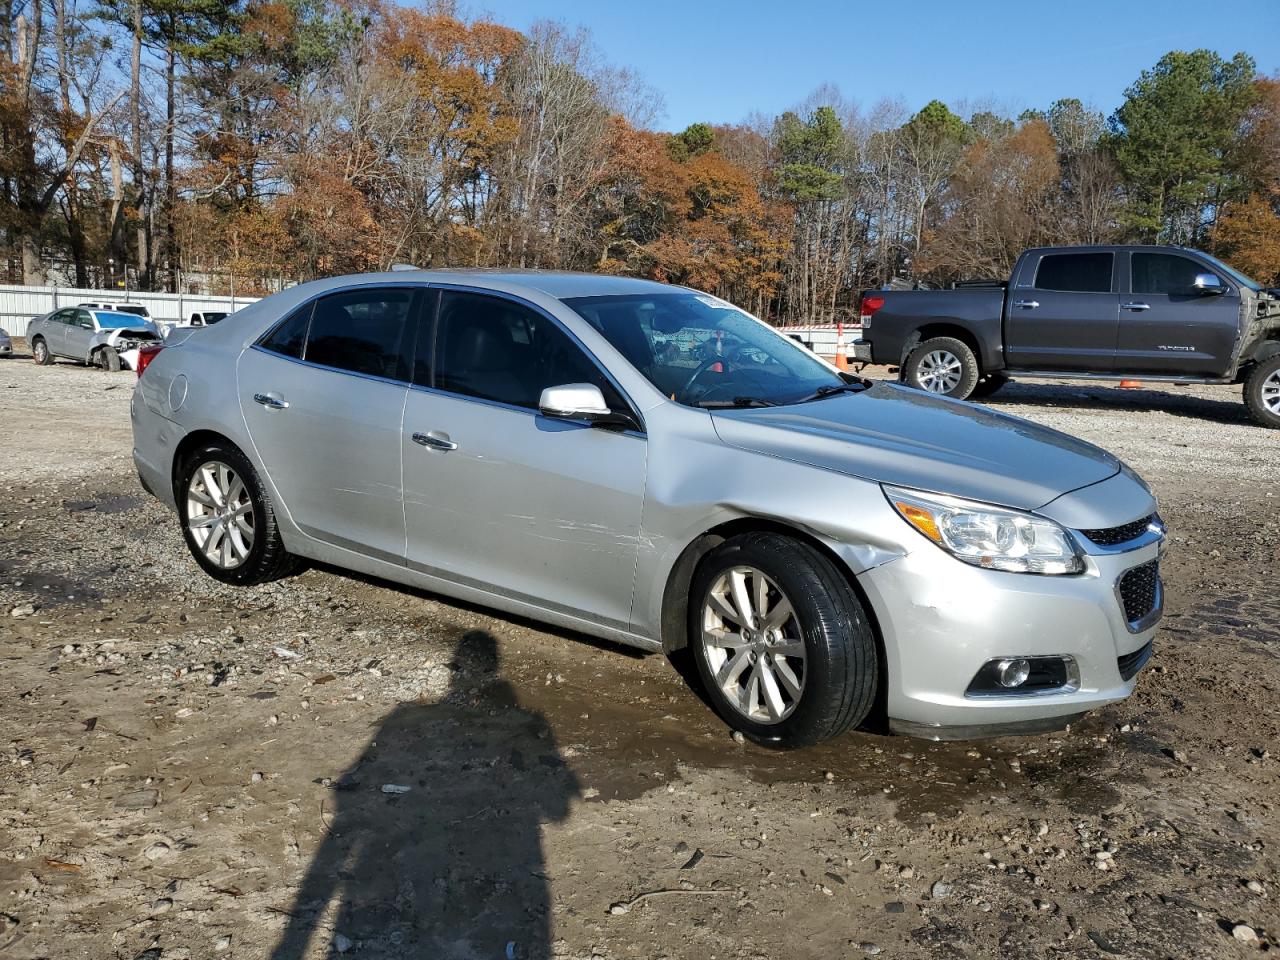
131,271,1163,746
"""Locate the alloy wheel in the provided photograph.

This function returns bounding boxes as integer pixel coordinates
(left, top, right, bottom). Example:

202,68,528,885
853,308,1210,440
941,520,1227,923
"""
1263,368,1280,415
186,460,254,569
33,340,47,363
699,565,806,724
917,349,963,394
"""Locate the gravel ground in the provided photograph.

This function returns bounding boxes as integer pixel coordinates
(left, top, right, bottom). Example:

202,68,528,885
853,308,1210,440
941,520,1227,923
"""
1,350,1278,960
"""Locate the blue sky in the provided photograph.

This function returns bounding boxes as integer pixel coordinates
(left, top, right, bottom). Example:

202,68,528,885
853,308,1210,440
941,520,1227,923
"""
472,0,1279,130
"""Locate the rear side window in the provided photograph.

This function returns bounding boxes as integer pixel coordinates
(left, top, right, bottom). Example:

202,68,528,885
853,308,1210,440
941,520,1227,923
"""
305,288,415,380
259,303,312,359
1132,253,1207,295
1034,253,1113,293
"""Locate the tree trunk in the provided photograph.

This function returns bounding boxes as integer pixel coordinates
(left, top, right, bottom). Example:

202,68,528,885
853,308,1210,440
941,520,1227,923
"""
131,0,150,289
164,24,178,292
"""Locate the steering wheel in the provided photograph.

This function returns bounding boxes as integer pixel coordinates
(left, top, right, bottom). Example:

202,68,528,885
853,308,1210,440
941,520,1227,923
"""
679,355,737,400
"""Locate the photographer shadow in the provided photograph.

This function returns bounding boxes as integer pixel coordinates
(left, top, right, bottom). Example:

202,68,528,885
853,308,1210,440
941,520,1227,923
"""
269,630,579,959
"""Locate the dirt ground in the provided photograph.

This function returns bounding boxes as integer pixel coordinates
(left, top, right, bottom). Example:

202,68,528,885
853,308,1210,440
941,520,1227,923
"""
1,346,1278,960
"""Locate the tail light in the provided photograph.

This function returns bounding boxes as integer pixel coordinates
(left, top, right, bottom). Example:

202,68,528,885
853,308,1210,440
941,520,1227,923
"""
860,294,885,327
136,343,164,378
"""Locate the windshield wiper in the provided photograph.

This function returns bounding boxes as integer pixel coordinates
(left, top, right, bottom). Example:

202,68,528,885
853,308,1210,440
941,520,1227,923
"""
693,396,778,409
794,382,870,404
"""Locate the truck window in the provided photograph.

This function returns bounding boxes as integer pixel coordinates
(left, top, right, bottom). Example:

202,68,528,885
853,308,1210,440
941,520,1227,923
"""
1034,253,1113,293
1132,253,1206,295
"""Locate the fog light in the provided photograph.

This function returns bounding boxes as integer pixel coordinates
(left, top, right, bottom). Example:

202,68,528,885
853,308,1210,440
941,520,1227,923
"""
996,658,1031,688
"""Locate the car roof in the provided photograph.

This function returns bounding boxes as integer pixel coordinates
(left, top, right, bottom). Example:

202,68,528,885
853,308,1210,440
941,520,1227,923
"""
315,268,683,301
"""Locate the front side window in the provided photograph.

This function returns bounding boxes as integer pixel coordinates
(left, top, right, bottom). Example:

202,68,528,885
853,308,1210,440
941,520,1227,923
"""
304,288,415,380
1034,253,1114,293
1132,253,1212,295
429,291,622,411
563,292,845,407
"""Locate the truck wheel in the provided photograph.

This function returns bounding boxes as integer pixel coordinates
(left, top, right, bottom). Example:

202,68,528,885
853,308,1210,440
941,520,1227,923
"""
904,337,980,400
969,374,1009,399
1244,355,1280,429
98,346,121,372
31,337,53,365
688,532,878,748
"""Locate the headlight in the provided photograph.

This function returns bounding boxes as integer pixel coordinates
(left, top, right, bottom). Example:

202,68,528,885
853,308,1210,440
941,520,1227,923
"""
883,484,1082,575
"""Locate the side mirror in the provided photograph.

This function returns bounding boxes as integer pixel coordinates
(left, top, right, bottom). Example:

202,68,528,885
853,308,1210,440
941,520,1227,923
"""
79,319,93,328
1193,273,1225,295
538,383,640,431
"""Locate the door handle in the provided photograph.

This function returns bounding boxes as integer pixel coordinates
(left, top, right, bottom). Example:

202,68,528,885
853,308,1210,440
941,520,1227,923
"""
253,392,289,409
1012,300,1040,309
1121,302,1151,311
412,431,458,452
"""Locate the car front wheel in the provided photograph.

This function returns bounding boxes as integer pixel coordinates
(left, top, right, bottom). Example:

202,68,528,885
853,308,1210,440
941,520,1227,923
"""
1244,355,1280,429
689,532,878,748
904,336,980,399
176,441,297,585
32,337,52,365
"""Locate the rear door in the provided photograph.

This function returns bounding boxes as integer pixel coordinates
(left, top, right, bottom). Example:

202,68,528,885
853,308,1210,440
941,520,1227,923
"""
1115,251,1242,376
1004,251,1119,371
237,286,422,561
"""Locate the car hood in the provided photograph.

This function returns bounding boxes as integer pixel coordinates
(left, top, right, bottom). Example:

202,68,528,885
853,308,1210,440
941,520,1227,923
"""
710,383,1121,511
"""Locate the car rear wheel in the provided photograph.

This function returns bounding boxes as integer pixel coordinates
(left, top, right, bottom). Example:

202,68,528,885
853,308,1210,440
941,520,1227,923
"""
176,441,297,585
904,337,980,400
31,337,52,365
1244,355,1280,429
689,532,878,748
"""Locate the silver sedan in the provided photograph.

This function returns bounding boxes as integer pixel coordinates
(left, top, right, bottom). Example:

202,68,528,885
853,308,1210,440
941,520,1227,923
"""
131,271,1163,746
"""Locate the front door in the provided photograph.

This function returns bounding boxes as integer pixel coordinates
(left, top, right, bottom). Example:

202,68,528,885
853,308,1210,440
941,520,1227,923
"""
237,286,421,561
65,309,96,360
1114,251,1243,376
401,289,647,632
1005,250,1119,371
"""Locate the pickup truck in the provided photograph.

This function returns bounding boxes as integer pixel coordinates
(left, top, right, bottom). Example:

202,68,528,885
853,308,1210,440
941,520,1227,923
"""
855,245,1280,428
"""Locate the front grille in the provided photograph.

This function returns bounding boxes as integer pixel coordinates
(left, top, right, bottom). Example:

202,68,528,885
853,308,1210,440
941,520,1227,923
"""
1081,514,1156,547
1118,559,1160,624
1118,641,1154,681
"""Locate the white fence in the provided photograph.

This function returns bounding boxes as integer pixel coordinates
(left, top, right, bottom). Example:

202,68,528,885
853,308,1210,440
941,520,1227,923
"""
0,285,261,339
775,322,863,359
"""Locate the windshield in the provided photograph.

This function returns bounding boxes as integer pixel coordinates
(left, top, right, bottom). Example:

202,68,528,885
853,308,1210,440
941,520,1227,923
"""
94,311,151,329
563,292,844,407
1196,250,1262,292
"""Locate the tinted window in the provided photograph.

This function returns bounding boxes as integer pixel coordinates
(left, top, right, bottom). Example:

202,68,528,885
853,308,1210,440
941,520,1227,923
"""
1035,253,1113,293
304,288,415,379
1132,253,1208,295
430,291,621,410
259,303,312,359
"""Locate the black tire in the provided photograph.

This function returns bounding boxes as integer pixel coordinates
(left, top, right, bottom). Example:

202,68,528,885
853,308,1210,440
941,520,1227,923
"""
969,374,1009,399
98,345,121,372
31,337,53,365
175,440,297,585
688,532,877,748
1244,354,1280,429
904,336,980,400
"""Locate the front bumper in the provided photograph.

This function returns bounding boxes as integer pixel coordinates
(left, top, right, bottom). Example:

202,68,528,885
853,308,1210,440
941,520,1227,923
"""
859,535,1161,736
